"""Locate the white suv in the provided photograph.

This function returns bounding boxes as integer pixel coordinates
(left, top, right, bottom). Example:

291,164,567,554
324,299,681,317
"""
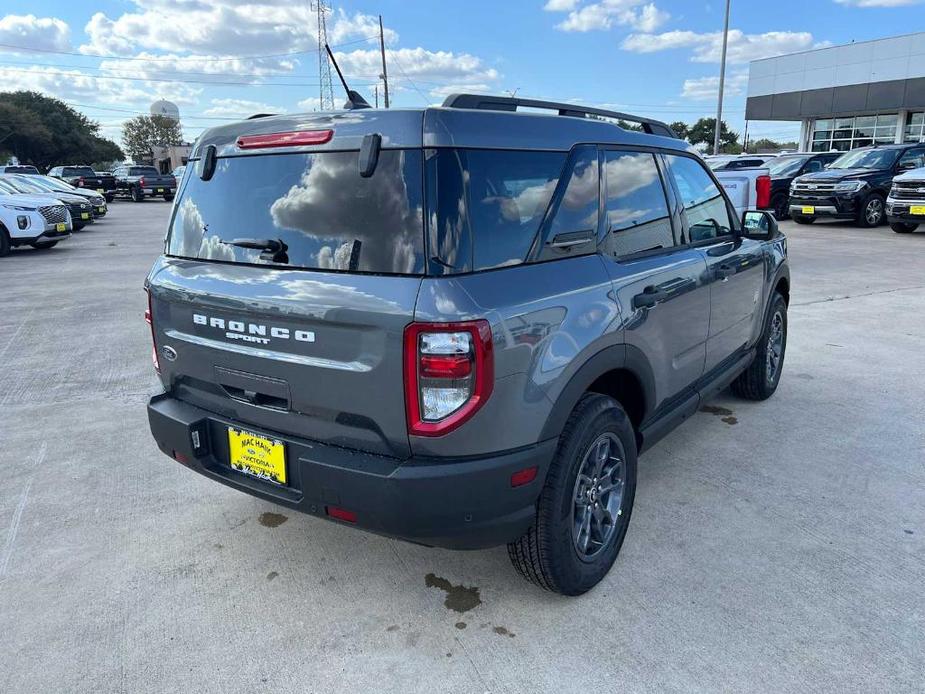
0,193,73,256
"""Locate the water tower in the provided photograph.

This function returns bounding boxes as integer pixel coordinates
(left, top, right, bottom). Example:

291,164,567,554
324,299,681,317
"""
150,100,180,122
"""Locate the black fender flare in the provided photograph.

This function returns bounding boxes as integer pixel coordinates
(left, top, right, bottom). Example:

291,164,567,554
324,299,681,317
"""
539,343,657,442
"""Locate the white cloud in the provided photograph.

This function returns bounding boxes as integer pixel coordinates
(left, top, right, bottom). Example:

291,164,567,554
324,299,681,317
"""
97,53,297,80
544,0,581,10
834,0,922,6
202,98,285,118
622,29,819,63
554,0,670,32
296,97,322,112
0,14,70,53
681,71,749,99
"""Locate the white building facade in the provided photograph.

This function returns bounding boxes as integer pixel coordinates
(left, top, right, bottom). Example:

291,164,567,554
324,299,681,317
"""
746,33,925,152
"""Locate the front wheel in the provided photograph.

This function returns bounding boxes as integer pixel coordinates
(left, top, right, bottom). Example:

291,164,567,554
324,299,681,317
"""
131,186,145,202
792,215,815,225
731,292,787,401
772,195,790,221
857,193,885,228
30,241,58,250
0,227,11,257
508,393,637,596
890,221,918,233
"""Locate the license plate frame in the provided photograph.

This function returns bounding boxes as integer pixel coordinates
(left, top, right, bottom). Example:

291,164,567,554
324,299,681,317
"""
227,426,287,485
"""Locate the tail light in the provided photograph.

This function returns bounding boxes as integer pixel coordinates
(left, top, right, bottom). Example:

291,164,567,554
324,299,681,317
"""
237,129,333,149
756,174,771,209
403,321,493,436
139,176,146,188
145,289,160,373
77,177,85,187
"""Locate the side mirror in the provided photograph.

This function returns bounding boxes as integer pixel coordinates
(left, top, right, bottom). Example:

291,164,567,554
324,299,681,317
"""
741,210,778,241
898,160,917,171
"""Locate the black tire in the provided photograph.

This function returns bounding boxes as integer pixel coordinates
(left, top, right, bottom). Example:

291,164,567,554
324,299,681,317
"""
0,225,10,257
857,193,885,228
772,194,790,221
792,215,815,225
890,221,918,233
164,193,175,202
508,393,637,596
131,186,145,202
30,241,58,250
731,292,787,401
104,194,115,203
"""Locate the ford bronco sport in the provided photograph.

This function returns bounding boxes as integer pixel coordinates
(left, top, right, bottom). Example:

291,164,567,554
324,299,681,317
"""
146,94,789,595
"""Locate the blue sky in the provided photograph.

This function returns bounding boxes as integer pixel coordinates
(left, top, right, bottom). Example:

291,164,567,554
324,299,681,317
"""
1,0,923,146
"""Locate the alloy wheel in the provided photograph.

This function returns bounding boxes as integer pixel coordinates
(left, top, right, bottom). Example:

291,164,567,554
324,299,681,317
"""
572,433,626,560
866,198,883,226
766,311,784,383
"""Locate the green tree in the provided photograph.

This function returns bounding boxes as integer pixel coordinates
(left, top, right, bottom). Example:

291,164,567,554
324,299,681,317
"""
121,115,184,162
669,121,689,140
687,117,739,152
0,91,123,170
747,137,799,154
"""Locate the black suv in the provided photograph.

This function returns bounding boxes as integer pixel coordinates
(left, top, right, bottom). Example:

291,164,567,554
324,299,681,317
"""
145,95,789,595
789,144,925,227
763,152,842,220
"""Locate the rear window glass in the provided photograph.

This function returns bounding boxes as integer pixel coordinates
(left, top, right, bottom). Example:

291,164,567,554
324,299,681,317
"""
167,150,425,274
426,149,567,273
130,167,160,176
64,167,95,176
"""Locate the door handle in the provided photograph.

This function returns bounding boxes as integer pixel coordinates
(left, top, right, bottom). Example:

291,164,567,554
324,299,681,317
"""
715,264,736,280
633,286,670,309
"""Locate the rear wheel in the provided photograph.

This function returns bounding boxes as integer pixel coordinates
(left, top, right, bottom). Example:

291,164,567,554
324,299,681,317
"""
731,292,787,401
0,226,10,257
104,193,115,203
164,193,175,202
508,393,637,596
772,194,790,220
857,193,885,228
890,221,918,233
131,186,145,202
792,215,815,225
30,240,58,250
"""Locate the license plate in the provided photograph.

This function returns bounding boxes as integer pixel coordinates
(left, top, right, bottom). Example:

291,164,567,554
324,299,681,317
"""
157,188,164,193
910,205,925,216
96,206,105,213
802,206,815,214
96,188,104,193
55,223,66,232
81,212,90,220
227,427,287,485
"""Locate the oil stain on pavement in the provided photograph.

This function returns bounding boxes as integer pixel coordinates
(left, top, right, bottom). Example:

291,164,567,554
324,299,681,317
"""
701,405,738,425
258,512,288,528
425,573,482,613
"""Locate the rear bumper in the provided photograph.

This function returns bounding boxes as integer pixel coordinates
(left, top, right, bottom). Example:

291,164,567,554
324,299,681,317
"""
147,393,555,549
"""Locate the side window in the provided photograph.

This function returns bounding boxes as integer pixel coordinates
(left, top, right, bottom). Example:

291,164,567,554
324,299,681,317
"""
537,145,600,259
804,159,823,173
600,151,674,257
664,155,734,242
898,148,925,170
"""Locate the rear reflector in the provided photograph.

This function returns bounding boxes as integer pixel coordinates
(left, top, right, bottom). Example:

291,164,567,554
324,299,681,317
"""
510,466,538,488
237,129,333,149
326,506,357,523
145,289,160,374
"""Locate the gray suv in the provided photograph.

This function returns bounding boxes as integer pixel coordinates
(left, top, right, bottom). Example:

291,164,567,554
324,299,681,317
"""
146,95,789,595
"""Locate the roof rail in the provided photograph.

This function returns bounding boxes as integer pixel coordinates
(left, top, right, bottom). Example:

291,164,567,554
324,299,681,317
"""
441,94,678,138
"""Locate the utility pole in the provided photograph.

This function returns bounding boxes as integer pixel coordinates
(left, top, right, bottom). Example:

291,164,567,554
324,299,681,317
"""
312,1,335,110
713,0,731,155
374,85,379,108
379,15,390,108
743,119,750,153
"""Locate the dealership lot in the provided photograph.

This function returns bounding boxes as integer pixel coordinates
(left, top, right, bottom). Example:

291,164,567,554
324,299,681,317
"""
0,204,923,693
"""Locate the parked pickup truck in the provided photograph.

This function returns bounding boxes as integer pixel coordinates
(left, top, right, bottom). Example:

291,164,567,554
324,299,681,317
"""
713,164,771,219
112,165,177,202
48,165,116,202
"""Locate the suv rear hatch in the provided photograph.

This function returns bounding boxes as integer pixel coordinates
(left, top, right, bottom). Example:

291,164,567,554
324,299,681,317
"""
148,111,426,458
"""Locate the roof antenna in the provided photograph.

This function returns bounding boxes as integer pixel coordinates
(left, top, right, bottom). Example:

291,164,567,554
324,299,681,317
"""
325,44,372,110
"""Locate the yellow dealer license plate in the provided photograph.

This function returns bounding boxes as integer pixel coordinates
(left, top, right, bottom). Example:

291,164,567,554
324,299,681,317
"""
55,223,66,232
96,188,104,193
910,205,925,216
81,212,90,220
802,206,815,215
227,427,287,485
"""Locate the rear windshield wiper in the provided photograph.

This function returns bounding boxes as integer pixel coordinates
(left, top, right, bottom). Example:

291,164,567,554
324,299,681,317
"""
222,237,289,263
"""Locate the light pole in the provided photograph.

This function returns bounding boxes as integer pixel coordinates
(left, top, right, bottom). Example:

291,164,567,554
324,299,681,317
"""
713,0,731,155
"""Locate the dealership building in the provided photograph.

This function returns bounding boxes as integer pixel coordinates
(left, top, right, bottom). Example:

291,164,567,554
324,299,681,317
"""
746,32,925,152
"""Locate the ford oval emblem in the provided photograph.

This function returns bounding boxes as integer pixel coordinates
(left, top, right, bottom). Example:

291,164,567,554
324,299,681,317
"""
162,345,178,362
